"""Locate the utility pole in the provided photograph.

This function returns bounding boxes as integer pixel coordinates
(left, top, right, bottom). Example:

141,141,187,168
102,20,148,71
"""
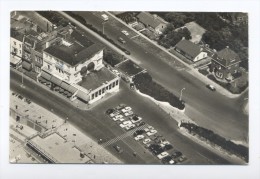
180,87,185,101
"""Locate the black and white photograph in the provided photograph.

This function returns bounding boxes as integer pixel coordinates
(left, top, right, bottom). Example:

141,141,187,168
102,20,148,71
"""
9,10,249,165
1,0,260,178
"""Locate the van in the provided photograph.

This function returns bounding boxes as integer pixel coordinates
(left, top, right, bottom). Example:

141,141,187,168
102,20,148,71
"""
101,14,109,21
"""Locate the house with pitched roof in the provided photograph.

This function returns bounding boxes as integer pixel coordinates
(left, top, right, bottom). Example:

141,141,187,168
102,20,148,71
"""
174,39,208,62
211,46,241,80
137,12,168,34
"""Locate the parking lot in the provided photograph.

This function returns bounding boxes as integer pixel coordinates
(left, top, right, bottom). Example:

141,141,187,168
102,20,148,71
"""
105,103,188,164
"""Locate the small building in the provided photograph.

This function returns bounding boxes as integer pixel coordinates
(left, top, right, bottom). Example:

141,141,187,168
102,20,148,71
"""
211,47,241,80
174,39,208,62
137,12,168,35
10,30,23,68
116,59,146,83
231,13,248,26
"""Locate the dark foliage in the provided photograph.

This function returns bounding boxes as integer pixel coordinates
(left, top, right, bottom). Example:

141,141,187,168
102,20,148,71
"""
133,72,185,110
180,122,248,162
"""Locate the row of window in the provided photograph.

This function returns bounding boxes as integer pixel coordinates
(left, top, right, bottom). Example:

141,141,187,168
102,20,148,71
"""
13,41,22,48
91,80,119,100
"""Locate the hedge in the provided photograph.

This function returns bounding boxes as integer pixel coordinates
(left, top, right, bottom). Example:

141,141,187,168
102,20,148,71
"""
133,72,185,110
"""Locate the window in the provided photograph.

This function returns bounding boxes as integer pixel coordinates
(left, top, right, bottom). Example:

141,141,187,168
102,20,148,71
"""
13,41,16,45
92,94,95,99
19,50,21,54
95,91,98,97
112,82,115,88
109,84,112,89
19,44,22,48
48,65,50,70
106,86,109,90
35,66,41,73
102,88,105,93
99,90,101,95
116,80,119,86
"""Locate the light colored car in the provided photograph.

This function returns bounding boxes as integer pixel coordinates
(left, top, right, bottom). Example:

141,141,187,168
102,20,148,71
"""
121,106,132,113
113,114,123,121
134,135,145,141
147,129,158,136
143,138,151,145
157,152,169,159
144,128,150,132
119,120,132,128
112,69,120,76
148,125,154,130
110,111,120,118
125,124,136,130
121,30,129,36
206,84,216,91
124,111,133,117
169,160,175,164
119,117,125,122
131,116,142,123
160,140,170,147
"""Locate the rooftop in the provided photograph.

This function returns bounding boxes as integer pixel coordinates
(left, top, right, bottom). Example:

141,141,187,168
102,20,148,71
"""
175,39,203,58
137,12,167,29
214,47,241,67
116,59,145,77
44,42,103,66
78,67,116,91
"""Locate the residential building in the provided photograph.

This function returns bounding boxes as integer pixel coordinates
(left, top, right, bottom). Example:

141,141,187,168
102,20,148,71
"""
137,12,168,34
10,30,24,68
174,39,208,62
231,13,248,26
211,47,241,80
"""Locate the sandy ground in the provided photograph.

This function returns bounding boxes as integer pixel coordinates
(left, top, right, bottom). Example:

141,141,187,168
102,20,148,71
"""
185,21,206,44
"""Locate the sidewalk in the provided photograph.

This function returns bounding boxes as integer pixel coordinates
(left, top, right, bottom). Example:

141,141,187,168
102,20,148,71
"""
106,12,244,98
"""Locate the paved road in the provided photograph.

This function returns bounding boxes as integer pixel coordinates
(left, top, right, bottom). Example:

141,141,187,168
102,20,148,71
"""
66,11,248,142
11,69,241,164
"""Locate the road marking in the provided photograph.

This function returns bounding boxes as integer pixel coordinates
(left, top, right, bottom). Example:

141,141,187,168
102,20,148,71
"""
101,124,149,147
130,34,140,39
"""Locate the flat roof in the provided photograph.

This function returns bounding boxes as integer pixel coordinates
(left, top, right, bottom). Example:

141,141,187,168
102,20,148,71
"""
116,59,145,77
78,67,116,91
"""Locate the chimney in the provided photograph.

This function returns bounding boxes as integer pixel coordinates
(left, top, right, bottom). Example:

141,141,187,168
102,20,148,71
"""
226,46,229,49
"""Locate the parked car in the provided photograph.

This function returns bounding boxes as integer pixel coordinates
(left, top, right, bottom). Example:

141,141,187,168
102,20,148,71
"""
162,156,175,164
206,84,216,91
131,116,142,123
112,69,120,76
172,151,182,159
143,138,151,145
110,111,120,118
147,129,158,136
133,129,145,137
121,30,129,36
125,124,136,131
118,37,126,44
134,135,145,141
106,108,115,115
157,152,169,159
101,14,109,21
119,120,132,128
124,49,131,55
137,121,145,127
124,111,133,117
121,106,132,113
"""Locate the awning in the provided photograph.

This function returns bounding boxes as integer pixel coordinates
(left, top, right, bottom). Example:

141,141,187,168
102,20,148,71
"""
41,71,52,80
76,90,90,102
60,82,70,91
22,61,32,71
67,86,78,94
50,76,62,86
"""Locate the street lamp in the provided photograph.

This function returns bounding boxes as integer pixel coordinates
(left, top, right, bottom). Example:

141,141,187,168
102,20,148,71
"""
180,87,185,101
20,71,25,88
102,21,106,34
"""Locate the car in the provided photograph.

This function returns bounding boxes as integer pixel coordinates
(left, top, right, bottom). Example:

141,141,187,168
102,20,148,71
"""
109,111,120,118
143,138,151,145
157,152,169,159
133,129,145,137
137,121,145,127
134,135,145,141
178,155,187,163
119,117,126,122
113,145,123,153
144,128,150,132
124,50,131,55
163,144,173,151
112,69,120,76
119,120,132,128
161,156,174,164
118,37,126,44
121,106,132,113
130,116,142,123
172,151,182,159
121,30,129,36
125,124,136,131
106,108,115,115
113,115,123,121
147,129,158,136
124,111,133,117
159,140,170,147
101,14,109,21
206,84,216,91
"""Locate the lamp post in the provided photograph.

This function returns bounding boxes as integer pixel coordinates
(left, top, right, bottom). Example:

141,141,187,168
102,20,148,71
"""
180,87,185,101
102,21,106,34
20,71,25,88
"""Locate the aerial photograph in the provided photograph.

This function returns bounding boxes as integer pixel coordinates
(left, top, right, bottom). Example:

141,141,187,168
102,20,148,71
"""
10,11,248,164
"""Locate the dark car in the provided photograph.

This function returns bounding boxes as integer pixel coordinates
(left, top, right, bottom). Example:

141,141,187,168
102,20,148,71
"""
124,50,131,55
106,108,115,115
113,145,123,153
133,129,145,137
161,156,173,164
163,144,173,151
172,151,182,159
137,121,145,127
